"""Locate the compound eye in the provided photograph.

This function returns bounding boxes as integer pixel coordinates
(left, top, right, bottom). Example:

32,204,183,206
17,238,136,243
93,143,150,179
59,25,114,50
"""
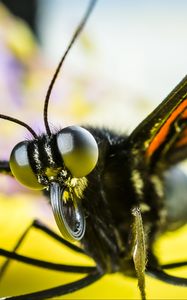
10,141,44,190
57,126,99,177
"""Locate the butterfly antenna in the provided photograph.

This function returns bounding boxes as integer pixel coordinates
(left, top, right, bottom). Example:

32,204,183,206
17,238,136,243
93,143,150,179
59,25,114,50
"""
43,0,97,136
0,114,38,139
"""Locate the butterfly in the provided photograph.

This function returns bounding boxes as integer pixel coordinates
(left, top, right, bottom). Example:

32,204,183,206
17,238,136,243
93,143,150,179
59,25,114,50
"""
0,1,187,299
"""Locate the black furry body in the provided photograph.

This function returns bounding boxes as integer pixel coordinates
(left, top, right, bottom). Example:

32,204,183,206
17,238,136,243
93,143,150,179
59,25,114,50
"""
80,127,166,276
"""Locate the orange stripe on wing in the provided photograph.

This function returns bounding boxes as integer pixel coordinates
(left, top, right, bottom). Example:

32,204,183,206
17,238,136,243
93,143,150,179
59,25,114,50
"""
146,99,187,157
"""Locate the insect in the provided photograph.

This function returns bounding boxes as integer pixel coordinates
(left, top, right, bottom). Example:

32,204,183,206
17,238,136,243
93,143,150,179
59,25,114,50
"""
0,0,187,299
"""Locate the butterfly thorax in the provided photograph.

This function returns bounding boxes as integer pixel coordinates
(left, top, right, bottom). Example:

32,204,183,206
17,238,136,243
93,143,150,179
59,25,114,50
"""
80,128,166,275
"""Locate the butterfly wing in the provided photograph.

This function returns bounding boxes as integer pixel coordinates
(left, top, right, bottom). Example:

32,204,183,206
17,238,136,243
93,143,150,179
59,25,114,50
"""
129,75,187,168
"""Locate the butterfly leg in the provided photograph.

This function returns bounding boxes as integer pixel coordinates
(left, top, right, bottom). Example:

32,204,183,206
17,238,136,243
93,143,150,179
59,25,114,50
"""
32,219,84,253
146,265,187,286
1,270,103,300
0,219,86,280
146,252,187,286
0,219,99,299
0,247,96,273
162,261,187,270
